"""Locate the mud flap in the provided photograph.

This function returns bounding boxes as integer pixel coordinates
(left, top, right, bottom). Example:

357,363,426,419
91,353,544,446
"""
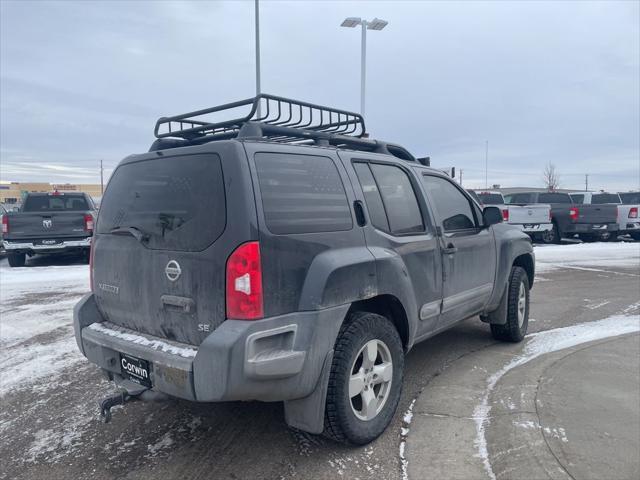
283,349,333,434
481,283,508,325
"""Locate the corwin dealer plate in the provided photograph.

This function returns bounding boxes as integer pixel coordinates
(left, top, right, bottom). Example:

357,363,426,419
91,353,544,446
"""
119,353,152,388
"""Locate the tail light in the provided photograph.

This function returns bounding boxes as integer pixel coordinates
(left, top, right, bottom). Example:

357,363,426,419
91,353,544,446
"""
226,241,263,320
84,214,94,232
502,209,509,222
1,215,8,234
89,239,95,292
569,207,579,221
629,207,638,219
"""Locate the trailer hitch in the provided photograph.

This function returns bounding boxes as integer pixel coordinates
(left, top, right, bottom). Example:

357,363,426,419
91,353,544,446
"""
99,390,140,423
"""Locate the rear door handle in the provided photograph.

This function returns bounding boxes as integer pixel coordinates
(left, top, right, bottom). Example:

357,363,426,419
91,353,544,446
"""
161,295,195,313
354,200,367,227
442,243,458,255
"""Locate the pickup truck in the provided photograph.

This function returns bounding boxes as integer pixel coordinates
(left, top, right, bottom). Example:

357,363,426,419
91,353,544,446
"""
570,192,640,241
470,190,552,242
74,94,535,445
2,192,96,267
506,191,618,243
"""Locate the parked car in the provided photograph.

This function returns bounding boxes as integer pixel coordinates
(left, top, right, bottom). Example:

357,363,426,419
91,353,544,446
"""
2,192,96,267
0,204,7,256
506,191,618,243
570,192,640,241
74,95,535,445
471,190,552,242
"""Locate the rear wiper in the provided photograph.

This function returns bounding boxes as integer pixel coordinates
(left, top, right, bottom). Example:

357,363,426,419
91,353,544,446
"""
109,226,150,243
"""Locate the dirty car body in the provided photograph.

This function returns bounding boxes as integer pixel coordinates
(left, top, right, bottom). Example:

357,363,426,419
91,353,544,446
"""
74,95,534,442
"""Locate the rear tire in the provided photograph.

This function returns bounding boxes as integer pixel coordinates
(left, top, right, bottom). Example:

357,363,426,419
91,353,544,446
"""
490,266,529,343
7,253,26,268
541,223,561,244
323,312,404,445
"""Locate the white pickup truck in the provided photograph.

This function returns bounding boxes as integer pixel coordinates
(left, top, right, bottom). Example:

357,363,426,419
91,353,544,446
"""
569,192,640,240
469,191,552,241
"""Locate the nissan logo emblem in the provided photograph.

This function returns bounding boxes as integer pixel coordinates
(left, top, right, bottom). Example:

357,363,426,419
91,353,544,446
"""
165,260,182,281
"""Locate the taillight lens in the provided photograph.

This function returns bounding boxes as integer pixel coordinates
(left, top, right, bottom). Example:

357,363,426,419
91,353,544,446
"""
89,239,95,292
226,241,263,320
84,214,94,232
1,215,8,234
569,207,579,221
629,207,638,219
502,209,509,222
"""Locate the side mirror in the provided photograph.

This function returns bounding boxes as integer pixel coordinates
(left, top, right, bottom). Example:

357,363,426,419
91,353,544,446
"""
483,206,503,227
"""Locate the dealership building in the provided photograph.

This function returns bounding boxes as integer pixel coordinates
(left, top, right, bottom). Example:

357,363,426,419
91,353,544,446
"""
0,182,102,205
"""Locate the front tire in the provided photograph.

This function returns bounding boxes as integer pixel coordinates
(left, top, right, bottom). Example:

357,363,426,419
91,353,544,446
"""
7,253,26,268
323,312,404,445
490,266,530,343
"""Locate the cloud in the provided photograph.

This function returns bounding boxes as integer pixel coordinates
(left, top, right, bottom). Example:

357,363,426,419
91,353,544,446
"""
0,0,638,190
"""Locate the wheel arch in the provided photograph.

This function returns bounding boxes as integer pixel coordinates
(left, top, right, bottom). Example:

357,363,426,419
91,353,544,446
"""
346,294,410,351
513,253,534,288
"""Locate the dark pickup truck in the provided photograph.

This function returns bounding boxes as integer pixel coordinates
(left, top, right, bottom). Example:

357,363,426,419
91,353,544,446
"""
2,192,96,267
506,191,618,243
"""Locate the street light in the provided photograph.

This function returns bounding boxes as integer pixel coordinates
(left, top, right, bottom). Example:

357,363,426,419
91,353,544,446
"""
341,17,388,118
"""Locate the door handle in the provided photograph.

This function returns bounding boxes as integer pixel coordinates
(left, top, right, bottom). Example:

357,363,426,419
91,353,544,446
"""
354,200,367,227
442,243,458,255
161,295,195,313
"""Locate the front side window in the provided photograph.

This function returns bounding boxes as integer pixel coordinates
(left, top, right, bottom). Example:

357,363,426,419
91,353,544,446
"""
421,175,476,232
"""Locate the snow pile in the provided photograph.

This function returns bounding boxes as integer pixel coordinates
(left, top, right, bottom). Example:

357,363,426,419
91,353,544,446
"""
473,314,640,480
535,242,640,273
0,262,89,396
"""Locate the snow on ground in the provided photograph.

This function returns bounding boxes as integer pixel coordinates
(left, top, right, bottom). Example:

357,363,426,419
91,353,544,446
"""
534,242,640,274
473,313,640,480
0,260,89,396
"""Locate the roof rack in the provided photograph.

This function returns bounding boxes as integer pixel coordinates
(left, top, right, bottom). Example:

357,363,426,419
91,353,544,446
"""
151,94,417,162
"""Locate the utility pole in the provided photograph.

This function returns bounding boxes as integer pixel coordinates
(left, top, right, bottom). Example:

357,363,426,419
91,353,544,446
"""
485,140,489,189
255,0,261,117
585,174,589,191
100,159,104,195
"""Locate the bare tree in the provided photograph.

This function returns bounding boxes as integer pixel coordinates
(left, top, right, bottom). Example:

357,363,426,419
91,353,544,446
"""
542,163,561,191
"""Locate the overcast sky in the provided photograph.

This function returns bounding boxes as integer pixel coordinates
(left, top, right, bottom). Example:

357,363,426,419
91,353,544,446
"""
1,0,638,191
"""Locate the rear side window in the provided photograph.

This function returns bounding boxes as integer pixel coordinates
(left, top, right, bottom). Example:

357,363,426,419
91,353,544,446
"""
97,154,226,252
570,194,584,204
353,163,390,232
539,193,571,204
592,193,620,204
254,153,352,235
421,175,476,232
23,194,89,212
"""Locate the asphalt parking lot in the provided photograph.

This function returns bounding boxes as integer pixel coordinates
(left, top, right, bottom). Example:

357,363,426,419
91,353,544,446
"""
0,243,639,480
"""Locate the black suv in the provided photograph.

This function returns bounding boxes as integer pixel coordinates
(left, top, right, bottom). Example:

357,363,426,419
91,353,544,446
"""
74,95,534,444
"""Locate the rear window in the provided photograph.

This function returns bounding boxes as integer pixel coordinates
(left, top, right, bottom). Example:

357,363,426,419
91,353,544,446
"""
592,193,621,204
539,193,571,204
570,194,584,204
23,194,89,212
477,193,504,205
97,154,226,251
254,153,352,235
619,192,640,204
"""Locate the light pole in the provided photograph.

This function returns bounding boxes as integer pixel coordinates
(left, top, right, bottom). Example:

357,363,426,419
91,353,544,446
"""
341,17,388,119
255,0,261,117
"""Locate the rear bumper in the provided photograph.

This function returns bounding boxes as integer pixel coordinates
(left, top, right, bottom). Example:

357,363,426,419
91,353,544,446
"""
563,223,618,234
620,222,640,233
512,223,552,234
3,236,91,254
74,294,346,403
